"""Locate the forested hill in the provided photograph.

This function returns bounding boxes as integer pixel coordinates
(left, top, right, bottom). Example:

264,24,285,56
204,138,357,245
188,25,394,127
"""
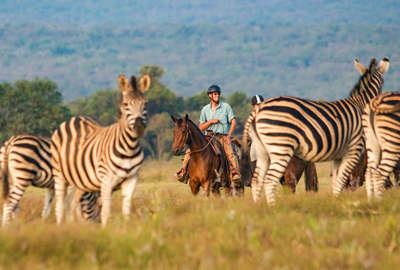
0,1,399,100
1,1,399,25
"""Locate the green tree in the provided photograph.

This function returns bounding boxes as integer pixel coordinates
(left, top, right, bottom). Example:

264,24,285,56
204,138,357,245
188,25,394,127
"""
67,89,119,125
184,90,209,112
143,112,174,160
0,79,71,143
226,91,251,136
141,65,184,116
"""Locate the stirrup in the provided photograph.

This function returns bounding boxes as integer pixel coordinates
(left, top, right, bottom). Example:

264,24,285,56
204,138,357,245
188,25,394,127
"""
175,169,187,183
231,172,241,181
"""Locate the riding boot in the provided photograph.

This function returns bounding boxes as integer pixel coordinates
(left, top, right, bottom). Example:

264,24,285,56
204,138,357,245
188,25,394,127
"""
222,137,242,182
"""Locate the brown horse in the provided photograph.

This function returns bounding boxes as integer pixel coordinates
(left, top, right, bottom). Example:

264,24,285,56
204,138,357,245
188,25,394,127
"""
171,114,232,196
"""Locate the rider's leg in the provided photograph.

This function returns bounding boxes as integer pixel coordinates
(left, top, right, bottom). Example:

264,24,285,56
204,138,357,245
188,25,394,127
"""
222,136,241,181
176,149,190,183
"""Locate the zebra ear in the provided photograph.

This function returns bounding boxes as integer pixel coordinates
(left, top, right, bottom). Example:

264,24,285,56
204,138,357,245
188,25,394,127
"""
377,57,390,74
118,75,129,92
354,59,367,75
138,74,151,93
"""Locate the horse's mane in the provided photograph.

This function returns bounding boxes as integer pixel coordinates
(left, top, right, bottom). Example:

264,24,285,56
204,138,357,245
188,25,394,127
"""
348,58,377,98
187,118,204,136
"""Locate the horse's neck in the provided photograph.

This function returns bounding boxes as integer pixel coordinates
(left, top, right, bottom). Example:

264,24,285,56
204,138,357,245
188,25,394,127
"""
188,123,208,152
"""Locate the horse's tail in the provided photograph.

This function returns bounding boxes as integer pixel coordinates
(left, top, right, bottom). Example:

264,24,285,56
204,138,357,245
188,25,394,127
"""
0,138,11,200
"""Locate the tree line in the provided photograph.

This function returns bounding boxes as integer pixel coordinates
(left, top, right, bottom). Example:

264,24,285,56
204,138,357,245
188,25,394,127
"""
0,66,252,159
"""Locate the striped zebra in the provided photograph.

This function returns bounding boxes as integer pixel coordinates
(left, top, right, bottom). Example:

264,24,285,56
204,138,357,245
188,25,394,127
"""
243,58,390,205
363,91,400,200
0,134,101,226
51,74,151,226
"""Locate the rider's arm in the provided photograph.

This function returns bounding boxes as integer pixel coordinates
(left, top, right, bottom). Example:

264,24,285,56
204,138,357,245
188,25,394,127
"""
228,118,237,137
199,119,219,131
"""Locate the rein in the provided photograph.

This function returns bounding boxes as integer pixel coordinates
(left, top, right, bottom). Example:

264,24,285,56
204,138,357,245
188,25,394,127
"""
185,123,215,154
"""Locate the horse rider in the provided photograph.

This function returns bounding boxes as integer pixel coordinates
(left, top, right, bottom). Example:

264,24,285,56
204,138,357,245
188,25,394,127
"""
176,84,242,183
249,95,264,173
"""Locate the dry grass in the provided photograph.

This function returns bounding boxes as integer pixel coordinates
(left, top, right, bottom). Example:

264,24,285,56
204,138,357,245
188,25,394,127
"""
1,160,400,269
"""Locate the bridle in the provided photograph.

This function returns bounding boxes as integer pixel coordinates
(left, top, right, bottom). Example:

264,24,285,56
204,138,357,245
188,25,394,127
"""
180,121,215,154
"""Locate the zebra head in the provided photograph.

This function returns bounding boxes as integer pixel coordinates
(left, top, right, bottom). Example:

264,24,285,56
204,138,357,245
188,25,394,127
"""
118,74,151,137
350,58,390,103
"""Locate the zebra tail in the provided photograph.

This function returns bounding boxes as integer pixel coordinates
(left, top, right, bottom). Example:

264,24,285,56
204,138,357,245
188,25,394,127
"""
242,105,259,153
0,144,10,200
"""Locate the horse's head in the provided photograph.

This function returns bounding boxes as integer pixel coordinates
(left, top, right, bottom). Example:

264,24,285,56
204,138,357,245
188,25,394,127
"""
171,114,190,156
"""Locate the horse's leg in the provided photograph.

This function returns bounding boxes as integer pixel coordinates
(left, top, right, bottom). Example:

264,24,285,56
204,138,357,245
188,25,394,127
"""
202,180,211,197
305,162,318,192
190,179,201,195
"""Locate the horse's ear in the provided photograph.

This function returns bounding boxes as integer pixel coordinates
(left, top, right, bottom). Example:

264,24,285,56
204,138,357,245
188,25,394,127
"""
171,114,177,123
185,114,189,121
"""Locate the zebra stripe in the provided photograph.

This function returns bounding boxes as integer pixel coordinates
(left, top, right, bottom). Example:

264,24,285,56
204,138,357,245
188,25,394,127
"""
51,74,151,226
0,134,101,226
243,58,390,205
363,91,400,200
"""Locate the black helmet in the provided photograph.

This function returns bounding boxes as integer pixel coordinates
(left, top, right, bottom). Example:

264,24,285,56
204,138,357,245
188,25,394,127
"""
207,85,221,95
251,94,264,106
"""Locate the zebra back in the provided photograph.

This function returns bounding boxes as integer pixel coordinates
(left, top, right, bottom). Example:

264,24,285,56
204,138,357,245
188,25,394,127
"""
0,135,52,199
243,58,389,162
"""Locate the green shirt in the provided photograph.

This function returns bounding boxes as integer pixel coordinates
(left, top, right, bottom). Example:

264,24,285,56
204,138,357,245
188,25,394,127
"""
200,102,235,135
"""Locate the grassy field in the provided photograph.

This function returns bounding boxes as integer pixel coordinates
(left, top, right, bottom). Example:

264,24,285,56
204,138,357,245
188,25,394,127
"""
1,158,400,269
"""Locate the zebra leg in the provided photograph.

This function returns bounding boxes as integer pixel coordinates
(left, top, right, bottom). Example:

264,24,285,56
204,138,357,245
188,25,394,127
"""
121,175,138,220
365,149,380,201
251,153,269,202
264,154,292,206
41,188,54,219
100,182,114,226
54,178,67,225
332,150,362,197
374,151,399,199
2,182,29,227
68,188,85,222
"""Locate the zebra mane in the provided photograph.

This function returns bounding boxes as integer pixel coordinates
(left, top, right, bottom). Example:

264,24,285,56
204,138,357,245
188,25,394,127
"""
348,58,377,98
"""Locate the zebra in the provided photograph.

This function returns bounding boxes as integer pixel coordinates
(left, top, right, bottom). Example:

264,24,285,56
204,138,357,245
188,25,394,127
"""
242,58,390,205
363,91,400,200
51,73,151,226
0,134,101,226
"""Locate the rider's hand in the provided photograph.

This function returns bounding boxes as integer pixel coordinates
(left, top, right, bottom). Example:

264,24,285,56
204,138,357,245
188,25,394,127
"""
210,118,219,124
225,136,231,144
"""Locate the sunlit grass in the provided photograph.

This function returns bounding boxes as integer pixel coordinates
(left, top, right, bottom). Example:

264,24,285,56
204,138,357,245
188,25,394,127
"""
1,160,400,269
